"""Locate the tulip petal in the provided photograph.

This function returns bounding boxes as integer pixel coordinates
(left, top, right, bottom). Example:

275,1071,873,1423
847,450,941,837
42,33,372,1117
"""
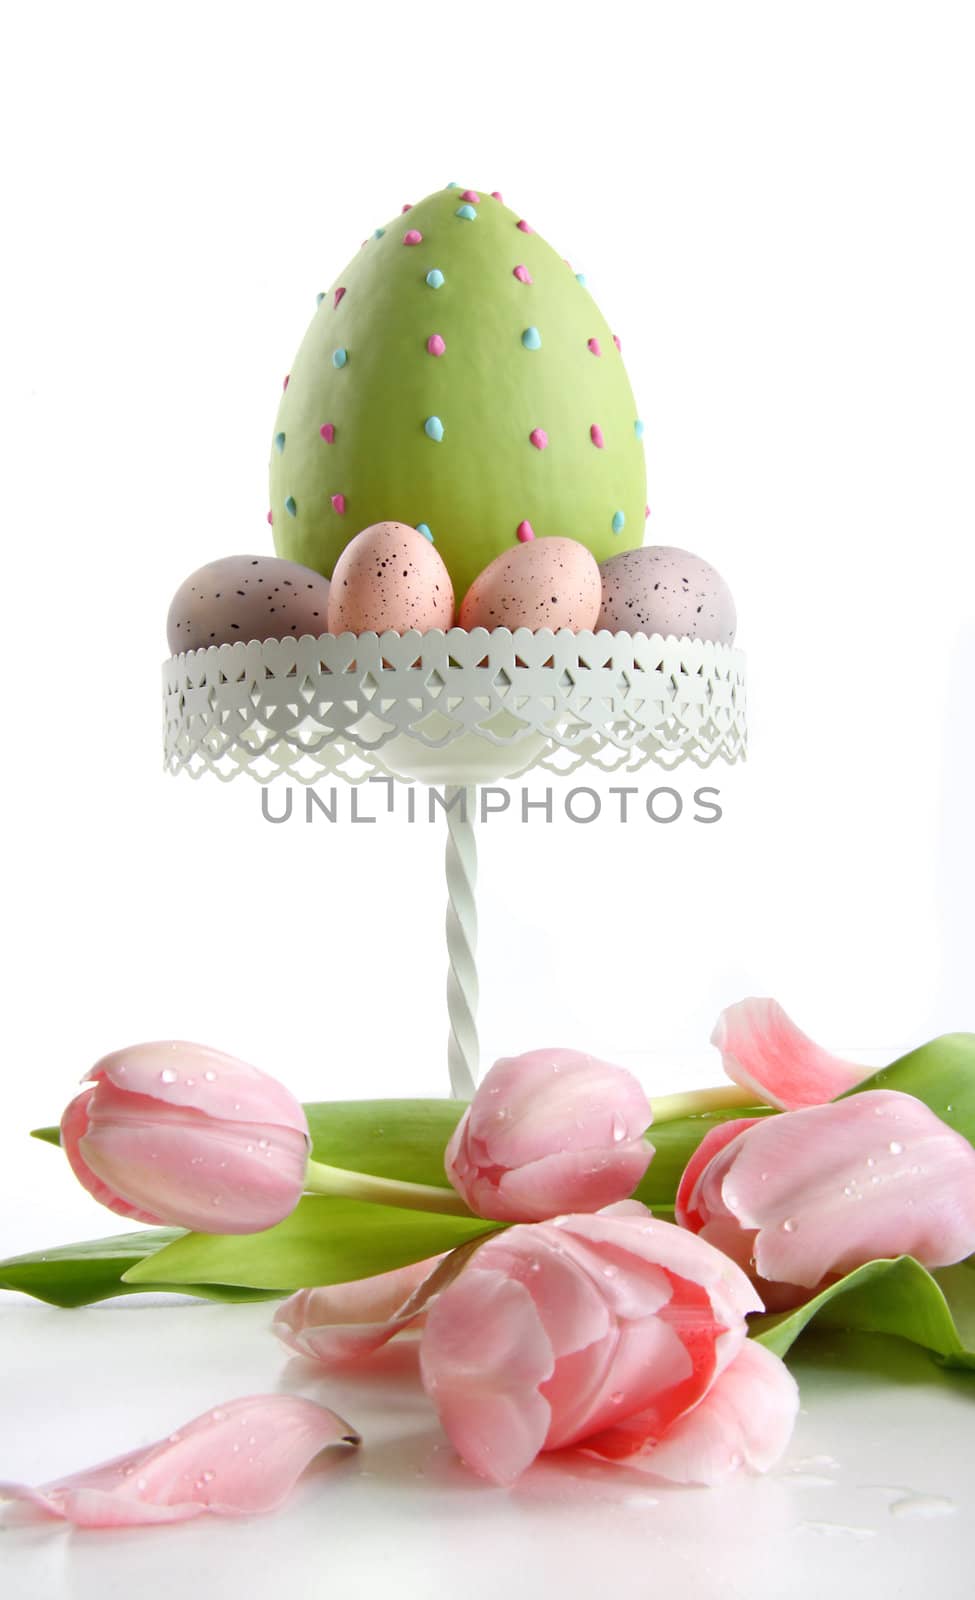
420,1267,555,1485
92,1043,311,1139
0,1395,358,1528
725,1090,975,1288
713,999,870,1110
273,1256,444,1365
588,1339,798,1483
61,1089,164,1227
491,1140,653,1223
675,1117,762,1233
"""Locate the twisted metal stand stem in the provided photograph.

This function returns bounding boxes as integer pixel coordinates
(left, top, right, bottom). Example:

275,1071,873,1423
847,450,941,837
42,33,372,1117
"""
444,784,478,1098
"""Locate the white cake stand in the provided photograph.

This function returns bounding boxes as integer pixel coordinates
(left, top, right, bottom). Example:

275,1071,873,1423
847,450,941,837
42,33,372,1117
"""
162,627,747,1097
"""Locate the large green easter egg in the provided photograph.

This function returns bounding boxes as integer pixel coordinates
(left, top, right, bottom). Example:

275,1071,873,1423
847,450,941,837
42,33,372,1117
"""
270,186,646,599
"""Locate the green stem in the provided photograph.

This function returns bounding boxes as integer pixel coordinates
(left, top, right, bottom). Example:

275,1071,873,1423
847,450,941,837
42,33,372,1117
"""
651,1085,761,1123
304,1158,473,1217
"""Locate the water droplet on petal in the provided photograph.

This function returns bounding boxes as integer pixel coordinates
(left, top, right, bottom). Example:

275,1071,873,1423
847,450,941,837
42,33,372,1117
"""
843,1183,856,1197
866,1157,876,1167
609,1391,624,1405
211,1410,226,1422
611,1112,627,1143
159,1068,178,1084
168,1432,182,1443
782,1218,798,1233
258,1138,270,1151
200,1469,215,1483
204,1069,218,1082
889,1140,904,1155
185,1077,196,1087
602,1265,618,1279
136,1477,147,1491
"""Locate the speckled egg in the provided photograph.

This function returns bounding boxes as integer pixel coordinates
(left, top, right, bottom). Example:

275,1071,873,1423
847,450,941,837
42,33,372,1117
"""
597,545,737,644
459,536,601,631
166,555,331,653
326,521,455,633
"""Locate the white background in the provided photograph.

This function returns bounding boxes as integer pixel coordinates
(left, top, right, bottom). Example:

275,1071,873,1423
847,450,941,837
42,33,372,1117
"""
0,4,973,1592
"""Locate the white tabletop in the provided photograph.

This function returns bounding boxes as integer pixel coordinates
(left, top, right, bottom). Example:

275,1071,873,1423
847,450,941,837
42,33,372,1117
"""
1,1294,969,1600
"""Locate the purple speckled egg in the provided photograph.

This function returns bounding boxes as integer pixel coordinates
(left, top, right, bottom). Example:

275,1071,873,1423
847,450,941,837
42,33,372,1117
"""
327,522,455,634
166,555,331,653
597,545,737,644
460,537,601,631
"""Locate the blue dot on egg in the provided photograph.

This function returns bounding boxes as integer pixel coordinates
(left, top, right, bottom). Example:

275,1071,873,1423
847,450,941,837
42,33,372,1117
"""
373,227,385,239
612,510,626,534
316,292,325,306
332,348,348,369
274,432,286,453
426,268,445,289
416,523,434,542
455,204,477,221
285,496,297,518
575,273,587,287
634,420,645,440
522,327,542,351
424,416,445,443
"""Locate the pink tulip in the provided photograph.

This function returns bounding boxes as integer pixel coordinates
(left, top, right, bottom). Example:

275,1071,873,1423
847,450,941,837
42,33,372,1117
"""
61,1042,311,1234
712,997,871,1109
676,1089,975,1297
444,1049,654,1221
419,1206,797,1484
0,1395,358,1528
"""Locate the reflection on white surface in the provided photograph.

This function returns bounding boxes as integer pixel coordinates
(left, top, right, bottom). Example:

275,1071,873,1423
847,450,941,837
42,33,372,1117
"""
1,1299,972,1600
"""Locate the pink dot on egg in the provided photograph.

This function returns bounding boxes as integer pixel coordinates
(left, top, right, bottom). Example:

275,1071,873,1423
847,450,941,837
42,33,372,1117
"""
513,264,533,284
646,504,651,519
461,189,480,203
404,229,423,246
427,333,446,357
587,337,602,356
590,424,605,448
331,493,346,514
282,374,290,390
402,203,413,213
517,219,534,233
267,510,273,525
334,286,346,308
491,190,503,202
529,428,548,450
517,521,535,543
613,334,622,352
320,423,335,443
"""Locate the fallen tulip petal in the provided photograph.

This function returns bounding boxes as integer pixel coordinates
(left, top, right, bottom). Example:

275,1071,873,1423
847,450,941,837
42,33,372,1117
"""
586,1338,798,1483
274,1256,444,1365
713,998,870,1110
0,1395,359,1528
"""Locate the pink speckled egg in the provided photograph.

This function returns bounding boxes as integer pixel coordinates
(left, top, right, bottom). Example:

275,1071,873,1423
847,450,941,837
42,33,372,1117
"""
327,522,455,634
597,545,737,644
166,554,331,653
459,537,601,631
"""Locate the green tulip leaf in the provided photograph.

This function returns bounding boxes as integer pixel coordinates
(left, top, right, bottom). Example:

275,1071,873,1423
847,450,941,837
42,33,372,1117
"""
0,1228,279,1308
845,1032,975,1144
752,1255,975,1370
123,1196,500,1292
303,1099,463,1187
30,1126,61,1147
